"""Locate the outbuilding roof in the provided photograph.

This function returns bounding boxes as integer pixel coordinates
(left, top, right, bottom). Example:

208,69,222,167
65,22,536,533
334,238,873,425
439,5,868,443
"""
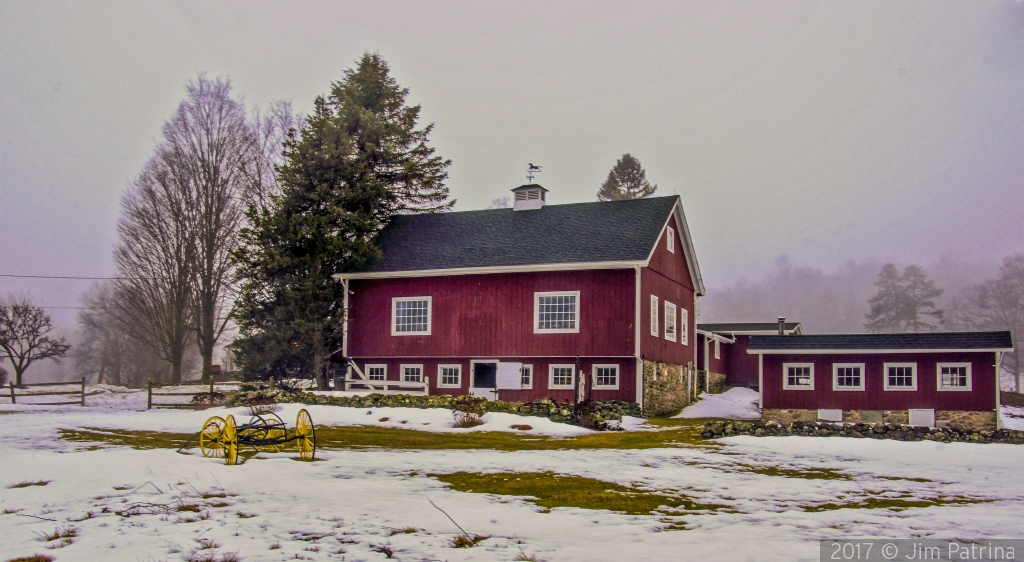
338,194,705,294
747,331,1014,353
699,322,803,335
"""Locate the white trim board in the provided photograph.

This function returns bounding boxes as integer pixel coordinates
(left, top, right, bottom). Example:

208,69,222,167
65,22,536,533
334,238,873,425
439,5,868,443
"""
335,260,642,280
748,348,1012,354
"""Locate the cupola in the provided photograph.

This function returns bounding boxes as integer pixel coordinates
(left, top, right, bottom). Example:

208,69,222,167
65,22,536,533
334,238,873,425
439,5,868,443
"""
511,184,548,211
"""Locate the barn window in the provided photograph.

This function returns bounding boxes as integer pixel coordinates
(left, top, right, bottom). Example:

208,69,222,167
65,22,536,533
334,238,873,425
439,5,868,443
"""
783,363,814,390
549,365,575,389
664,302,677,342
520,365,533,389
714,339,721,360
366,365,386,381
666,226,675,253
593,364,619,389
884,363,917,391
680,308,689,345
650,296,659,337
938,363,972,391
833,363,865,391
392,297,431,335
438,365,461,388
402,364,423,383
534,291,580,333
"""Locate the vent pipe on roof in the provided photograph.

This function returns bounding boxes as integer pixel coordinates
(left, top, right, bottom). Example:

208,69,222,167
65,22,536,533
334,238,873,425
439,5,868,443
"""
777,317,786,335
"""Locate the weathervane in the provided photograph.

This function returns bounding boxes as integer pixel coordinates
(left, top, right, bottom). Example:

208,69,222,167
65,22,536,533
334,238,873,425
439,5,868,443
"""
526,163,542,183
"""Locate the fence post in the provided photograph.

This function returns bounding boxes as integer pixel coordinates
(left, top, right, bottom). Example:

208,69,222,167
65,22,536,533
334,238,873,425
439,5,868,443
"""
209,375,214,400
81,377,86,406
147,379,153,410
9,381,14,405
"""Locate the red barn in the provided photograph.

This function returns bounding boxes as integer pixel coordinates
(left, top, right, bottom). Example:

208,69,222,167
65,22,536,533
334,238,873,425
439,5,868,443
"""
334,185,705,406
696,321,803,388
748,332,1014,431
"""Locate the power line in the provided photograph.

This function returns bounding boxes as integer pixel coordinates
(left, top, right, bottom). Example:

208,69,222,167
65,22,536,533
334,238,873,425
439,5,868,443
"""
0,274,122,280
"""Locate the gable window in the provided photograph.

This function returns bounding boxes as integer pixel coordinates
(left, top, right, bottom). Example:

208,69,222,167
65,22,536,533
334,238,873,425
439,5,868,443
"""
833,363,865,391
549,365,575,389
593,364,619,390
650,296,659,337
402,364,423,383
714,339,721,360
366,364,386,381
520,365,533,389
664,302,677,342
884,363,917,391
666,226,675,253
938,363,972,391
392,297,431,336
534,291,580,333
438,365,461,388
783,363,814,390
680,308,689,345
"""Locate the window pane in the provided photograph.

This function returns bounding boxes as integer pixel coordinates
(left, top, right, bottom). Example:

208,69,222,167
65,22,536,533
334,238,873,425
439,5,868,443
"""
552,367,573,387
538,295,577,330
836,367,861,388
403,367,421,382
941,366,967,387
441,367,459,386
395,300,429,333
787,366,811,387
368,367,385,381
595,367,617,387
521,366,532,387
888,366,913,388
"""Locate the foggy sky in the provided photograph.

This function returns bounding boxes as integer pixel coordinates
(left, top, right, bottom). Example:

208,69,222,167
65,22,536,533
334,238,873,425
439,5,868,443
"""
2,0,1024,330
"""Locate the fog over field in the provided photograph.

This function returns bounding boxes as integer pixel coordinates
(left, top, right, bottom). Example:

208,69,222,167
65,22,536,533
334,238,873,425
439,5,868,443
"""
2,1,1023,380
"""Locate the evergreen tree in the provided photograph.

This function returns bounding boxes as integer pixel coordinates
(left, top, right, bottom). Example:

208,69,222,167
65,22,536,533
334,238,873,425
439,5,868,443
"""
864,264,944,333
596,154,657,201
232,53,451,388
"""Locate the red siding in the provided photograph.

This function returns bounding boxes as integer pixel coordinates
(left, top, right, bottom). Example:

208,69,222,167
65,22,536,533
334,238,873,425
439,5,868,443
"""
348,270,635,358
761,352,998,411
349,357,636,402
696,334,729,374
725,335,760,388
640,215,696,365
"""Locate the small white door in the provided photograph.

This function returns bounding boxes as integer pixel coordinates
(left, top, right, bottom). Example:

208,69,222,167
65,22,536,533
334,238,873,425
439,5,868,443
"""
496,362,523,390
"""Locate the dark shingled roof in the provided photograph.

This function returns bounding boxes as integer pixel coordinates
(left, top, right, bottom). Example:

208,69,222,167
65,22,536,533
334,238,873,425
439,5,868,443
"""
355,195,680,273
699,322,802,334
748,331,1014,352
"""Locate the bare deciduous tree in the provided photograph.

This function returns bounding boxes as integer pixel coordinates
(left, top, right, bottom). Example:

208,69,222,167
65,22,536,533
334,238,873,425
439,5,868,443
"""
113,157,196,384
0,295,71,386
950,254,1024,393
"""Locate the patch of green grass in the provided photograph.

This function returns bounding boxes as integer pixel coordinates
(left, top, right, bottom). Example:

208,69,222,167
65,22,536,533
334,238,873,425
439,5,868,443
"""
6,555,55,562
7,480,50,489
733,464,852,481
430,471,729,515
803,496,990,512
59,420,718,452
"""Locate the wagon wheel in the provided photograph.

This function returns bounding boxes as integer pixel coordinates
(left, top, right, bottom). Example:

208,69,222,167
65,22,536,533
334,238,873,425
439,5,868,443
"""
198,416,226,458
222,414,238,465
250,413,286,453
295,409,316,461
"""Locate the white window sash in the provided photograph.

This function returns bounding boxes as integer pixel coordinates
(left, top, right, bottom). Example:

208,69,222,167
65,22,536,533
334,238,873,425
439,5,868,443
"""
680,308,689,345
365,364,387,381
832,363,865,391
883,362,917,391
937,362,972,391
650,295,659,337
437,364,461,388
592,364,620,390
401,364,423,383
391,296,432,336
664,301,677,342
666,226,675,253
548,364,575,389
533,291,581,334
783,363,814,390
520,365,533,389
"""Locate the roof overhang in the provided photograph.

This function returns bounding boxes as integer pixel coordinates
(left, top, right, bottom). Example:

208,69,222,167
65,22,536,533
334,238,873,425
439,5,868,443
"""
696,329,737,344
334,260,644,280
748,348,1014,355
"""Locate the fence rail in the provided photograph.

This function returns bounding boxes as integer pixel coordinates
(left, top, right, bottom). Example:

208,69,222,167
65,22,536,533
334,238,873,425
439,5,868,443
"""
343,376,430,395
146,380,238,410
5,379,89,406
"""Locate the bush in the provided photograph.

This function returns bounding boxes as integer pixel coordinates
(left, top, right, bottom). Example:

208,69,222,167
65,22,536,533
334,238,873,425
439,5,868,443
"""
245,395,280,415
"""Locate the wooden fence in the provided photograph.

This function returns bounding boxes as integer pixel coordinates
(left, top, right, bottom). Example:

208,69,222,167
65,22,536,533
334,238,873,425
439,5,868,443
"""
5,378,93,406
147,380,238,410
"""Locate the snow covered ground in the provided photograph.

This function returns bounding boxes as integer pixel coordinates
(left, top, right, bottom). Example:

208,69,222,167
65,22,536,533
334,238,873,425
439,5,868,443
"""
674,387,762,420
2,393,1024,561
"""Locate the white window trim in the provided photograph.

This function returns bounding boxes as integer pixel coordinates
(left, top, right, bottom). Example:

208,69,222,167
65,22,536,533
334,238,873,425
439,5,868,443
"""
832,363,866,391
883,362,917,391
520,364,534,390
400,364,424,383
533,291,581,334
650,295,659,337
680,308,689,346
783,362,815,390
714,339,721,360
391,296,432,336
548,364,575,390
666,226,675,253
437,364,462,388
664,301,677,342
937,362,972,392
365,364,387,381
592,364,620,390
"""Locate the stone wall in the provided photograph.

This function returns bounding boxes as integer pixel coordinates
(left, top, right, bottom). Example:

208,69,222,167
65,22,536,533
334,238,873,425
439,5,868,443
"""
642,361,695,416
762,408,997,432
701,420,1024,444
708,372,727,394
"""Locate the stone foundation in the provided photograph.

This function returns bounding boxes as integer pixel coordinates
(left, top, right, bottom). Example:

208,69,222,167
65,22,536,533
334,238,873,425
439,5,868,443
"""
643,361,696,416
763,408,997,432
